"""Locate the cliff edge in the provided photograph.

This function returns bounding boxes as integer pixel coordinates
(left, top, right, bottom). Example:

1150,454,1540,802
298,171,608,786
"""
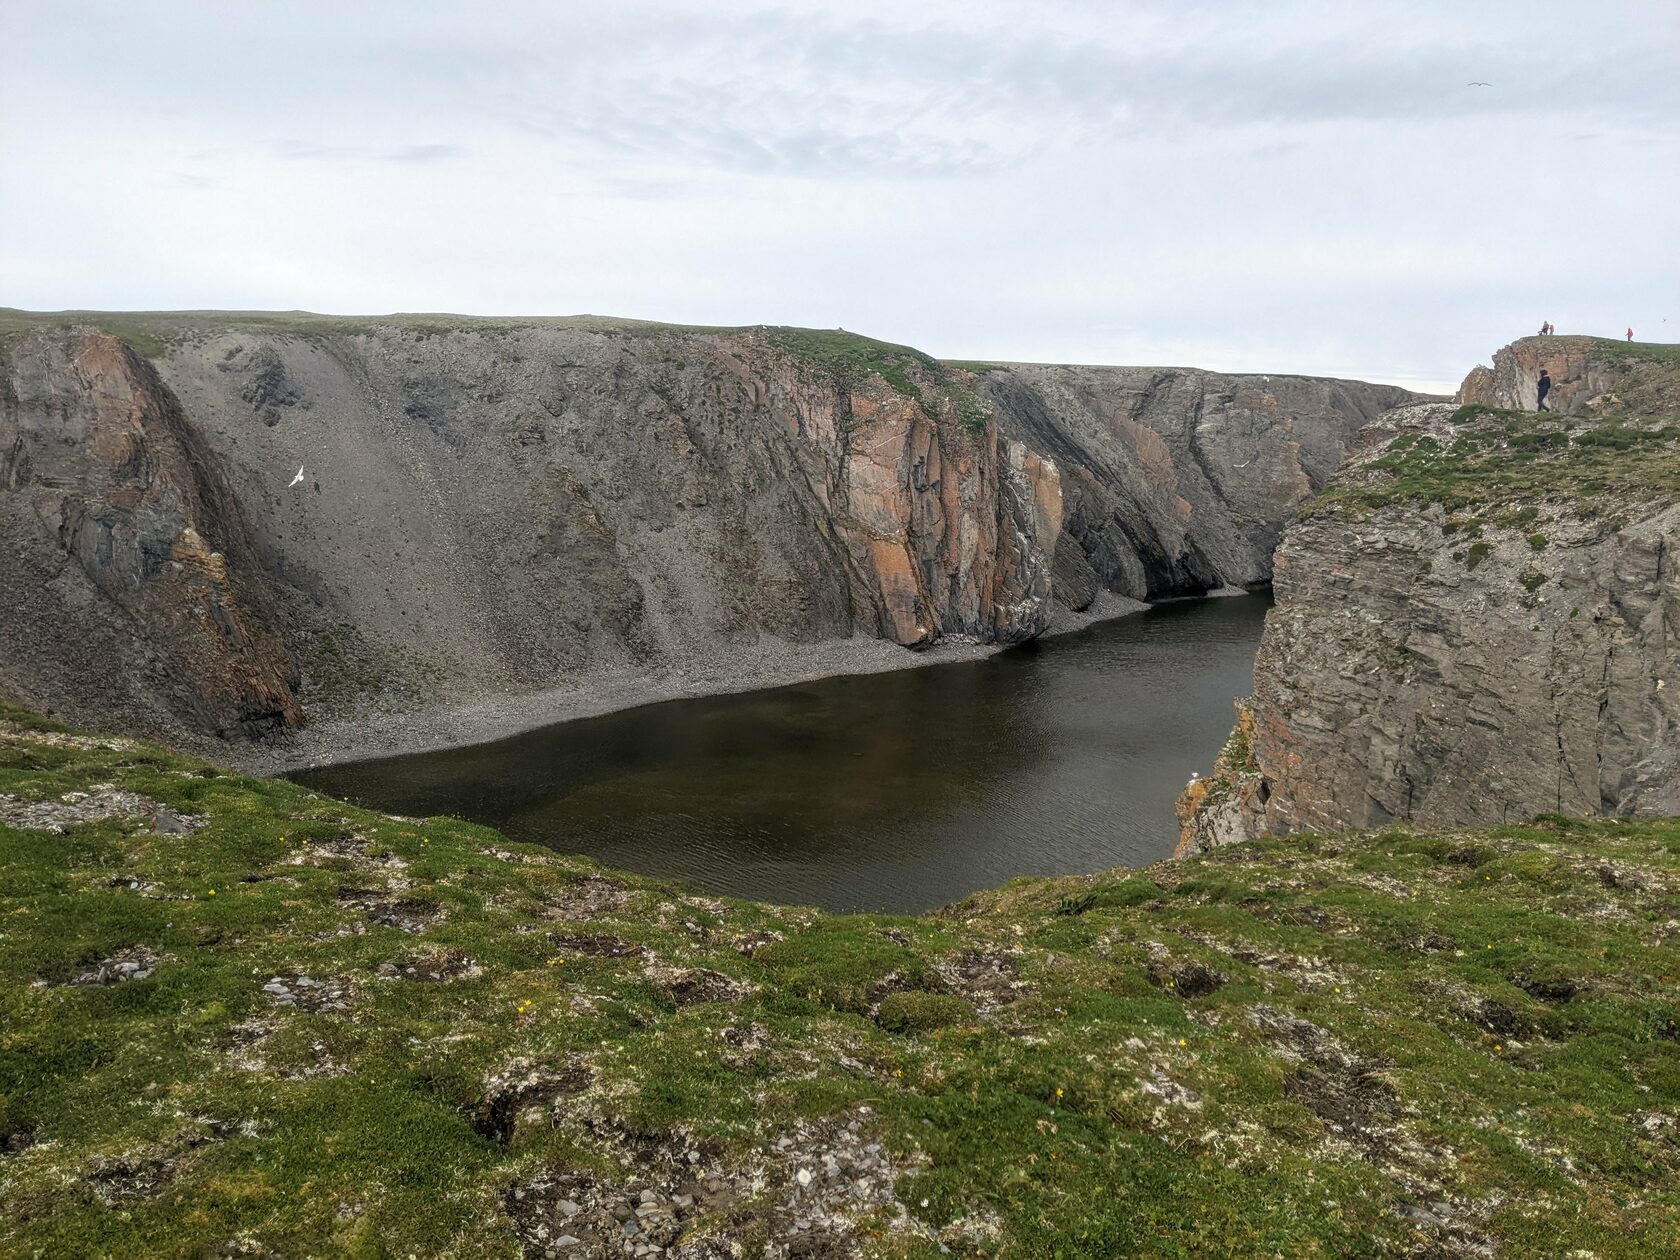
1181,337,1680,856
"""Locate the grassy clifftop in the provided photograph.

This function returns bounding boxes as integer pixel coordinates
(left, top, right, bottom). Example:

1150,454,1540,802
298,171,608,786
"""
2,708,1677,1257
1309,403,1680,519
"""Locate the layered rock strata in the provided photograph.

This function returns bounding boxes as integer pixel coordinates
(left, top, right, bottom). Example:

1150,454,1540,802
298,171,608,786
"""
3,320,1064,745
980,364,1420,605
1181,349,1680,855
1,311,1427,752
0,333,302,738
1457,334,1680,418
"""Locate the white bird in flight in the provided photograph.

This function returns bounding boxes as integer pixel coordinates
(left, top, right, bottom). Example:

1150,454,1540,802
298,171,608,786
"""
288,466,305,488
1467,81,1492,87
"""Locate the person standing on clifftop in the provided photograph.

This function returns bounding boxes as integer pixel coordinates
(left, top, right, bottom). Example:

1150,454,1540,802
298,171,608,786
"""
1628,327,1634,341
1537,369,1553,411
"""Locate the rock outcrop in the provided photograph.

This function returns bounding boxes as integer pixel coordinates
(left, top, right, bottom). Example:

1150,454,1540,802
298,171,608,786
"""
981,364,1421,606
0,332,301,738
1457,335,1680,418
1181,341,1680,854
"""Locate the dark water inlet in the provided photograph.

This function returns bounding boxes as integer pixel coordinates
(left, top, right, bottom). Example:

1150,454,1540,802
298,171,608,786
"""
294,594,1270,913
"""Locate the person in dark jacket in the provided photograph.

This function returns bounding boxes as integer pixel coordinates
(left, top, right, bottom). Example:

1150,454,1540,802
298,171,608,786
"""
1537,368,1552,411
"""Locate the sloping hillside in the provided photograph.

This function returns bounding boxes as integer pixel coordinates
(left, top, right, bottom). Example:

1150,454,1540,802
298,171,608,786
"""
2,708,1676,1257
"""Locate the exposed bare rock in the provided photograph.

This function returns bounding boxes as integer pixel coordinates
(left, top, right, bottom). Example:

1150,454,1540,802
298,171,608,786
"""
1456,334,1680,418
981,364,1424,604
1182,340,1680,844
0,784,203,835
3,313,1429,761
0,331,301,739
1175,700,1269,858
66,945,169,986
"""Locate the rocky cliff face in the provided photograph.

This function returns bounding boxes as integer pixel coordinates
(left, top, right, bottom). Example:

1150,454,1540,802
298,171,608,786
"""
1180,346,1680,854
980,364,1421,607
0,310,1424,756
2,317,1068,748
0,332,301,738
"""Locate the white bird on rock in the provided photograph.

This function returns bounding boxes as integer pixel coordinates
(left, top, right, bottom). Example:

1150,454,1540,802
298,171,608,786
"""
288,466,305,488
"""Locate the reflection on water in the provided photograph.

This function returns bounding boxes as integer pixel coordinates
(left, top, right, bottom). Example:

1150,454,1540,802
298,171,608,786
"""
295,595,1270,913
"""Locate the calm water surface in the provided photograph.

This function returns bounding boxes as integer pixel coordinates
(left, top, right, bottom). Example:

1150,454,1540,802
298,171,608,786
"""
295,595,1269,913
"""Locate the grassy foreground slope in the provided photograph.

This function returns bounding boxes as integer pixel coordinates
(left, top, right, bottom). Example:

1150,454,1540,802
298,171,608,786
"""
1,709,1677,1258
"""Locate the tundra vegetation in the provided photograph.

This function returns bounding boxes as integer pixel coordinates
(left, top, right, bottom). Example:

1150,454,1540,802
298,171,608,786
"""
2,707,1676,1257
1308,404,1680,519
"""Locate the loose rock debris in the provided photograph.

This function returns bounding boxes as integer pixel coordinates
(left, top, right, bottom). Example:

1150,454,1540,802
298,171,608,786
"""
261,973,356,1013
931,947,1030,1014
66,945,168,986
338,886,443,932
375,950,482,983
550,933,645,960
648,965,754,1007
504,1106,919,1259
542,877,634,921
0,721,138,752
0,786,203,835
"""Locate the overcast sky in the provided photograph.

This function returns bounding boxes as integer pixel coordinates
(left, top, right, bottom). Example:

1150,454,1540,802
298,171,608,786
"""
5,1,1677,391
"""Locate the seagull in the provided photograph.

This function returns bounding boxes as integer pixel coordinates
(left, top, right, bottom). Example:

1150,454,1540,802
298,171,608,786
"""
288,466,305,488
1467,81,1492,87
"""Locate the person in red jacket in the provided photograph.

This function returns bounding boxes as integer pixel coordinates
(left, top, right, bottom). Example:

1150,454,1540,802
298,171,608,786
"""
1628,327,1634,341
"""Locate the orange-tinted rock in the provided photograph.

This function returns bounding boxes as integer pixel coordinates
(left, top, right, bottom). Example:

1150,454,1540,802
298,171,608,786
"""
1,332,301,738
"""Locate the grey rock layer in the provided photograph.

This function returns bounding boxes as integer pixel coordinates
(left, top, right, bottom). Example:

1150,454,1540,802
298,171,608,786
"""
981,364,1421,604
1256,480,1678,832
4,322,1063,750
1181,382,1680,851
2,314,1425,759
0,332,300,738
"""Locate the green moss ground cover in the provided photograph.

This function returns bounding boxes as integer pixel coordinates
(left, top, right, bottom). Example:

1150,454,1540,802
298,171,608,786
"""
1309,405,1680,518
1,707,1677,1256
767,329,994,435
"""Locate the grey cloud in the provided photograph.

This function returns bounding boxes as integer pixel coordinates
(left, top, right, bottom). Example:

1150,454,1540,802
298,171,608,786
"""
388,143,468,164
467,13,1677,181
272,139,469,163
